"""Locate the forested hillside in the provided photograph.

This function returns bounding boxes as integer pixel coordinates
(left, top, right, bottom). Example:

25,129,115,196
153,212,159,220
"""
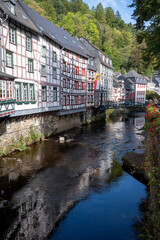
23,0,153,76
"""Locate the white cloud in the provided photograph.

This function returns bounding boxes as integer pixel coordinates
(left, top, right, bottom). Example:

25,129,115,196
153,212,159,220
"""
120,0,127,5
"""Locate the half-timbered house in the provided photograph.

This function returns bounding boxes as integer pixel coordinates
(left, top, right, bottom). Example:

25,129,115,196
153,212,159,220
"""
79,37,114,107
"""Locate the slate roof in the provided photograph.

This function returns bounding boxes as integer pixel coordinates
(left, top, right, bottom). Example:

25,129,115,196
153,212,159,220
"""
80,37,114,70
18,0,88,58
117,75,133,90
113,77,120,88
124,69,142,78
153,78,160,87
78,39,97,71
124,69,147,84
0,71,16,80
0,0,40,34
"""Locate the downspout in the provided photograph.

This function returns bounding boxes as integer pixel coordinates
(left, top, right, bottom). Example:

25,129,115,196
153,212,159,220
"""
0,13,8,73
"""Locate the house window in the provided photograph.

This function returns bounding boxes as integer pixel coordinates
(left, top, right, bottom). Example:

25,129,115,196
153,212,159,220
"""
26,35,32,52
65,50,69,58
29,84,35,100
83,58,85,64
81,95,85,104
28,59,34,73
9,82,13,97
63,95,66,106
6,50,13,68
0,81,2,98
42,86,47,101
74,95,79,105
42,45,46,57
15,82,21,100
53,87,57,101
5,2,15,14
53,67,57,79
53,51,57,62
9,26,16,45
82,68,86,76
66,95,70,105
91,83,93,90
92,72,94,78
7,82,10,98
76,55,79,62
23,83,28,100
41,65,46,77
75,81,79,90
63,61,66,72
67,63,70,73
67,79,70,89
75,66,79,75
88,83,90,90
63,78,66,88
82,82,85,90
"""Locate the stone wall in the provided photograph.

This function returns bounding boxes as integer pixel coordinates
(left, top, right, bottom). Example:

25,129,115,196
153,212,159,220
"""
0,111,85,148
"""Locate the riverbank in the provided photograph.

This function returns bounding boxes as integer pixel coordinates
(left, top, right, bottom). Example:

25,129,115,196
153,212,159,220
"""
0,106,143,158
122,103,160,240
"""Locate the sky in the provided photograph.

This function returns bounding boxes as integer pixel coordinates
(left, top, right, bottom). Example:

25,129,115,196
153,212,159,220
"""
84,0,136,24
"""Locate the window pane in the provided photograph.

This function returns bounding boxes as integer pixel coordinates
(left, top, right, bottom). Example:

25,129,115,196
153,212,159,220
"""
6,51,13,67
0,81,2,98
26,36,32,51
53,87,57,101
42,86,46,101
28,59,33,72
23,84,28,100
9,27,16,44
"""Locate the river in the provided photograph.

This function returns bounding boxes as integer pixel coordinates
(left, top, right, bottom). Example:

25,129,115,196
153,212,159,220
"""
0,114,146,240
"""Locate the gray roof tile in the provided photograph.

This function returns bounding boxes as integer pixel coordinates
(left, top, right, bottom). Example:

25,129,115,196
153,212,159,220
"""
0,0,40,33
19,0,88,58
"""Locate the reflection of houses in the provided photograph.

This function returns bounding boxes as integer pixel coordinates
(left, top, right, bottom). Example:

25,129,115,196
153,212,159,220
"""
79,37,114,107
0,71,16,117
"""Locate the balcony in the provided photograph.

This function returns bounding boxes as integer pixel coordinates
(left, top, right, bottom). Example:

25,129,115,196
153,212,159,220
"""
0,98,16,117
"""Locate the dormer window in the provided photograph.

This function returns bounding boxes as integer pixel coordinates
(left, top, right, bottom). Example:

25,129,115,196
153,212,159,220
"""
5,1,16,15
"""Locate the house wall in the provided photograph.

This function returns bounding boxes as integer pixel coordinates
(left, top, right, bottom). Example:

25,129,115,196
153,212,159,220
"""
87,70,95,107
0,19,61,116
135,83,146,103
61,50,86,113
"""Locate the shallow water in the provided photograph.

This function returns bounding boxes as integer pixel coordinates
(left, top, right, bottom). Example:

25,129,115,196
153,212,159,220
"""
0,114,146,240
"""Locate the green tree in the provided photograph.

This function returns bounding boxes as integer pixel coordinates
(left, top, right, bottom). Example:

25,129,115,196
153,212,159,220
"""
95,3,105,23
130,0,160,69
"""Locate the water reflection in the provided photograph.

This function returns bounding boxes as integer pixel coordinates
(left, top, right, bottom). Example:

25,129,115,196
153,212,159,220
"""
0,114,146,240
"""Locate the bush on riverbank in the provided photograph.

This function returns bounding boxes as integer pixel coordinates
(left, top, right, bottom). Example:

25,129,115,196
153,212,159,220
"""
106,108,129,118
138,103,160,240
144,103,160,137
0,125,43,157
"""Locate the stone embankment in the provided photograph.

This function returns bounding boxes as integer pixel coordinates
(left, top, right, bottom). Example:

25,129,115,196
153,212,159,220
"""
122,152,149,185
